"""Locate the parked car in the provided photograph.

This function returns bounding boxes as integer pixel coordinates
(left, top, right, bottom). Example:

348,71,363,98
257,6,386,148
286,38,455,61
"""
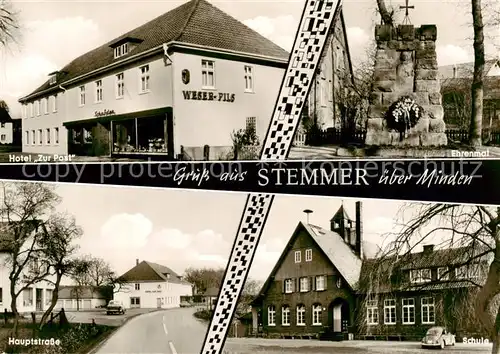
180,300,193,308
106,300,126,315
421,326,456,349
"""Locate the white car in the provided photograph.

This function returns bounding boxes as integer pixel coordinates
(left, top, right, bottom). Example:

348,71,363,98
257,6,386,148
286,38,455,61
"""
421,326,456,349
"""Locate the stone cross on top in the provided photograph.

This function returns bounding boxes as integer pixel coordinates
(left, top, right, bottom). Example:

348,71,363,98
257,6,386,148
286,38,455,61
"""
400,0,415,24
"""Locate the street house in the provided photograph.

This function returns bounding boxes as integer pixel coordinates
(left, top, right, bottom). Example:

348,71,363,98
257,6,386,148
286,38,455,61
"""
113,259,193,309
18,0,289,160
251,202,489,341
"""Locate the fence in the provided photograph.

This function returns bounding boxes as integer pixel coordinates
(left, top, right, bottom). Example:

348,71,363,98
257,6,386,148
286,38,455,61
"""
446,130,500,145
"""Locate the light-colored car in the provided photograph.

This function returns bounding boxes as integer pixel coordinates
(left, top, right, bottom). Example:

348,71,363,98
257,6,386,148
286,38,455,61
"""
180,300,193,308
421,326,456,349
106,300,126,315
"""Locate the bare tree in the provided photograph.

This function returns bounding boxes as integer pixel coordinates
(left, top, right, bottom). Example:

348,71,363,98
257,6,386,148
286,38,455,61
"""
0,182,61,334
0,0,19,47
469,0,485,146
37,213,83,329
69,257,92,311
376,0,396,25
362,204,499,354
236,278,262,316
184,267,225,294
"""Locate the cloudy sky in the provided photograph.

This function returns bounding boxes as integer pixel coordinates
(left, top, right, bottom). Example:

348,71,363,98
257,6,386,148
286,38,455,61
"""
49,183,448,283
0,0,499,117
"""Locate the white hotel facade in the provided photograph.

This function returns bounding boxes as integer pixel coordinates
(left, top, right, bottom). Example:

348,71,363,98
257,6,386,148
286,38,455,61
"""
19,0,288,160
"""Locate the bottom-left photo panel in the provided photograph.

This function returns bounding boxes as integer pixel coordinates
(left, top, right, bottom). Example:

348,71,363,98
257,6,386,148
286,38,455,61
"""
0,182,245,354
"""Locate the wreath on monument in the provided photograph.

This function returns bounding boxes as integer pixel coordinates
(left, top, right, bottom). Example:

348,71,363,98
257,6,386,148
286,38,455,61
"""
385,96,424,140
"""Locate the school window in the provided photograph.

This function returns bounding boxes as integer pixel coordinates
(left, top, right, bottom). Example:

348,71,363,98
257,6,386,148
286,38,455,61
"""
0,123,4,128
52,95,58,113
0,135,5,142
43,97,48,114
29,103,33,117
366,299,378,325
244,65,254,92
38,129,43,145
410,268,431,283
312,304,322,325
296,305,306,326
134,283,140,291
284,279,293,293
455,264,480,279
438,267,448,281
267,305,276,326
421,297,435,324
245,116,256,132
294,250,301,263
116,73,125,98
31,130,35,145
54,127,59,144
402,298,415,324
46,129,50,144
201,60,215,88
130,297,140,306
25,131,29,145
95,80,103,103
282,306,290,326
315,275,326,291
305,249,312,262
35,100,40,116
114,43,129,59
79,86,86,106
139,65,150,93
0,287,2,304
384,299,396,324
299,277,309,292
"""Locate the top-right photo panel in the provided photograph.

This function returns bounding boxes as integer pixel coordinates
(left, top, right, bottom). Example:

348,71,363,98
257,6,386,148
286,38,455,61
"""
8,0,499,162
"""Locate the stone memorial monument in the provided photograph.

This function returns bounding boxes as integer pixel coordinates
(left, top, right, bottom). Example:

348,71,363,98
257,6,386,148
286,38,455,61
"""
365,4,447,147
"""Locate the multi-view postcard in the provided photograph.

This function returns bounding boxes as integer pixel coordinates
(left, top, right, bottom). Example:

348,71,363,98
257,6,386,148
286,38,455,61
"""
0,182,497,354
0,0,498,163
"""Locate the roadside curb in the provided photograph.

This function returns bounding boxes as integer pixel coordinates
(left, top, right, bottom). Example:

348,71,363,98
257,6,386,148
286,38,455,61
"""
85,309,165,354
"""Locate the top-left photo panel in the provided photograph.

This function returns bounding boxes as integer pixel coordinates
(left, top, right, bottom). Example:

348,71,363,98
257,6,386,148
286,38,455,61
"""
2,0,346,163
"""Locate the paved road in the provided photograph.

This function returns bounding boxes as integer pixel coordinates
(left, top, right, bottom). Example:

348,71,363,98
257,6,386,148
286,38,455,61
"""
94,307,208,354
224,338,493,354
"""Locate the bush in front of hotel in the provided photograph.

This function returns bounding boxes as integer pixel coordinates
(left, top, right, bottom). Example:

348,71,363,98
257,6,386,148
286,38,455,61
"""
231,127,260,160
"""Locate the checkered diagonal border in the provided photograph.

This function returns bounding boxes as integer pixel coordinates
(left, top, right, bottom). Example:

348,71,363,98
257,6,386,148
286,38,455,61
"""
200,1,341,353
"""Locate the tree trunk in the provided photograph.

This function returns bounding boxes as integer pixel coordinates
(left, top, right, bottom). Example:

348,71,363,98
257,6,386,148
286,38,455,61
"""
376,0,394,26
10,279,19,336
39,272,62,329
469,0,485,147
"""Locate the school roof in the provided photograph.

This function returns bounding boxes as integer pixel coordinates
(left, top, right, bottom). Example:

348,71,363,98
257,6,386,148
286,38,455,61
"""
20,0,290,102
118,260,192,285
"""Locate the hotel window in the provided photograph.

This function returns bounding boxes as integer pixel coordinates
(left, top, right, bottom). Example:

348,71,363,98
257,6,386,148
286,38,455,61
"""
299,277,309,292
282,306,290,326
410,269,431,283
79,86,86,106
29,103,33,117
244,65,254,92
54,127,59,144
421,297,435,324
294,250,301,263
25,131,29,145
95,80,103,103
455,264,480,279
0,135,5,142
402,298,415,324
31,130,35,145
384,299,396,324
116,73,125,98
35,100,40,116
23,288,33,307
267,305,276,326
284,279,293,293
46,129,50,144
0,287,2,304
130,297,140,306
366,299,378,325
315,275,326,291
134,283,140,290
114,43,129,59
296,305,306,326
38,129,43,145
305,249,312,262
43,97,48,114
52,95,57,113
0,123,4,128
139,65,150,93
312,304,322,325
201,59,215,88
438,267,449,281
246,117,256,132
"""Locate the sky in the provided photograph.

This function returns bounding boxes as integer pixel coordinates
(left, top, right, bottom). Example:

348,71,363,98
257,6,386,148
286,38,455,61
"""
0,0,499,117
49,183,454,284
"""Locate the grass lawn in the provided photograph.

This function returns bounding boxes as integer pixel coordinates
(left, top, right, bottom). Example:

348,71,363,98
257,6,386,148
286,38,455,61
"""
0,320,115,354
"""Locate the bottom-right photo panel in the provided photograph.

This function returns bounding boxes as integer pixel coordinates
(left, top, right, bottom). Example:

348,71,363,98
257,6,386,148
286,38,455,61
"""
223,197,497,354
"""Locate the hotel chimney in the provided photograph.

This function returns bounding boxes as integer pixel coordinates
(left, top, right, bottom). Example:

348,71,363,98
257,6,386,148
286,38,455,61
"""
136,258,139,266
355,202,363,258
